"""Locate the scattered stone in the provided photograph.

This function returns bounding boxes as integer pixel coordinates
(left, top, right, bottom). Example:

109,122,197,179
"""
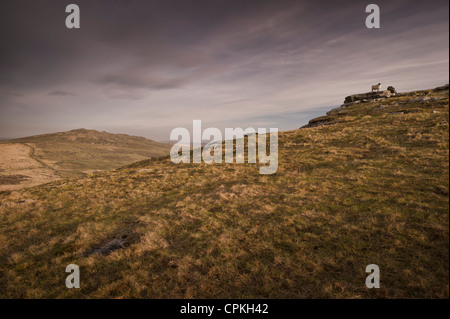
396,91,418,97
409,96,436,103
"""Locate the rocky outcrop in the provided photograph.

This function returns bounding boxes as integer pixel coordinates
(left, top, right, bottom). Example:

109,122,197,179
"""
301,84,448,129
300,115,334,128
434,84,449,92
326,103,351,116
343,90,391,104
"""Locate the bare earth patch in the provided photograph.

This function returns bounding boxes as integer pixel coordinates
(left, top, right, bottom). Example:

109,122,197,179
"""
0,143,60,191
0,174,30,185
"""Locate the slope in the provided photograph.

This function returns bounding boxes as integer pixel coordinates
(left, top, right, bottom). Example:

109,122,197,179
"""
0,88,448,298
0,129,171,190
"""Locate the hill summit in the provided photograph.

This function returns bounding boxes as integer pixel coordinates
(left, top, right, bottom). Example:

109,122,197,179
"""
0,129,171,190
11,128,158,145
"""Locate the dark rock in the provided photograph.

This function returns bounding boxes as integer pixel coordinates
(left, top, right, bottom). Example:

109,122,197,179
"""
83,238,127,256
433,84,449,91
82,234,135,257
301,115,335,128
387,86,397,95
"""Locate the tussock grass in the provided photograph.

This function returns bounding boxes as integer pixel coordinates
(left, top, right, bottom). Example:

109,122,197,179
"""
0,91,448,298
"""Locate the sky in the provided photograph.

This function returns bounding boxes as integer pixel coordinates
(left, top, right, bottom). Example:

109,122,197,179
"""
0,0,448,141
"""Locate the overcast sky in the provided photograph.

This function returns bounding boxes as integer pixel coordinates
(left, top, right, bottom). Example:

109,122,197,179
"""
0,0,448,141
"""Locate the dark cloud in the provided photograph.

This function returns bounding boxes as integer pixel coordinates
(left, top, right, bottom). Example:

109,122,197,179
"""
48,90,76,96
93,74,188,90
91,63,226,99
91,74,189,100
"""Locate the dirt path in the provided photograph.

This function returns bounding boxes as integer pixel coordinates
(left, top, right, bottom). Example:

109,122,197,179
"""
0,143,60,191
21,143,57,172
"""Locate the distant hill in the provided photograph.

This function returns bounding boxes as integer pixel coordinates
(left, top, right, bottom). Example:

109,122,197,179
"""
0,128,171,190
0,87,448,298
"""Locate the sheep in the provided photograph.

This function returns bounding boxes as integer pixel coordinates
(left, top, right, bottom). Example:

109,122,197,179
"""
372,83,381,92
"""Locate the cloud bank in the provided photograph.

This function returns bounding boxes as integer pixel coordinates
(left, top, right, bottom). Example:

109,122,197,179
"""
0,0,448,140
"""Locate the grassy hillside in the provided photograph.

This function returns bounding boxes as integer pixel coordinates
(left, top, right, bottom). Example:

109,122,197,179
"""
0,88,448,298
0,129,171,190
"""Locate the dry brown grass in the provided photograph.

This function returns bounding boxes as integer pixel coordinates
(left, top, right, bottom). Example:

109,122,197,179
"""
0,143,60,191
0,129,171,190
0,90,448,298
